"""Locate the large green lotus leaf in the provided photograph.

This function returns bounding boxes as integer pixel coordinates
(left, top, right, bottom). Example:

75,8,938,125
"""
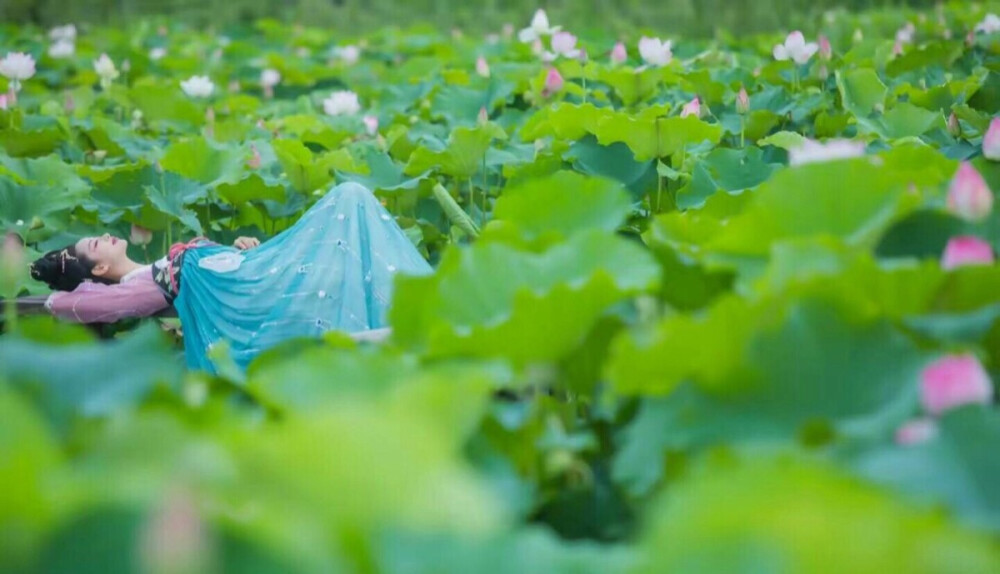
337,147,428,192
520,103,614,141
272,139,343,194
159,138,246,188
0,388,60,569
597,67,664,106
836,68,888,116
405,122,507,178
0,128,65,159
706,158,913,258
858,103,944,139
853,408,1000,531
274,114,356,150
677,147,777,209
635,455,1000,573
0,154,90,198
390,231,660,364
215,173,287,206
0,176,76,231
431,80,515,126
0,323,183,421
885,41,964,77
143,178,207,234
129,83,203,125
595,114,722,161
876,210,967,259
377,528,636,574
564,135,656,201
968,70,1000,114
484,171,631,244
227,403,505,535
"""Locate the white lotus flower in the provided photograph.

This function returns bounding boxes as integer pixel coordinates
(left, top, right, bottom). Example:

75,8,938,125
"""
93,53,119,86
323,90,361,116
0,52,36,91
180,75,215,98
332,45,361,65
260,68,281,88
976,14,1000,35
788,138,865,166
518,9,560,43
542,31,581,61
149,47,167,61
638,37,672,67
48,40,75,59
773,31,819,64
895,22,916,44
48,24,77,42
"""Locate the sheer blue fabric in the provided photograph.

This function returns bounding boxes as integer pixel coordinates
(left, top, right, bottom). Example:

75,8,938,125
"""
172,182,432,373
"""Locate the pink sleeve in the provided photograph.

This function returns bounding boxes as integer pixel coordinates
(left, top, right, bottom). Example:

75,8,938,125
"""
45,275,169,323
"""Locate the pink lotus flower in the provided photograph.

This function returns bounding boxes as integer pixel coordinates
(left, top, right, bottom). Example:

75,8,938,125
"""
983,118,1000,161
362,114,379,136
543,67,563,96
895,418,938,446
610,41,627,65
920,354,994,415
129,224,153,246
736,87,750,114
773,31,818,64
946,162,993,221
818,35,832,60
680,97,701,118
941,236,995,270
475,56,490,78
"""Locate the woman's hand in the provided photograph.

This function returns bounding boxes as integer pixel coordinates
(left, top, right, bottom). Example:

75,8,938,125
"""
233,236,260,250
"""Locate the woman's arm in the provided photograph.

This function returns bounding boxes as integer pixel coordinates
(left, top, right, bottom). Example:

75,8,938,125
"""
46,278,170,323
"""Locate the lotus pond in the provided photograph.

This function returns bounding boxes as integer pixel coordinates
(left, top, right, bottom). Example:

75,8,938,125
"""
2,4,1000,573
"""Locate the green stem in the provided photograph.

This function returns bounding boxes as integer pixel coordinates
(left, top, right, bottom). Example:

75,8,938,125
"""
4,298,17,334
656,174,663,214
468,177,476,226
482,154,488,224
740,116,746,148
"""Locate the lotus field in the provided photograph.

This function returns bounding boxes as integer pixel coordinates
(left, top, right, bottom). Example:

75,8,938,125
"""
3,3,1000,572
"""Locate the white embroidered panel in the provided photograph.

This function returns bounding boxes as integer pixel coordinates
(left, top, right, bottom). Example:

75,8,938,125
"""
197,252,245,273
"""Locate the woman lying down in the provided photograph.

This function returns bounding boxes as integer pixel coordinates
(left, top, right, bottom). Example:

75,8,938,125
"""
29,182,433,373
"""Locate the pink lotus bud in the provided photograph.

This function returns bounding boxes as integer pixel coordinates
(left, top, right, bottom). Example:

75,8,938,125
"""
129,223,153,246
736,87,750,114
0,94,8,111
680,97,701,118
920,354,994,415
895,418,938,446
543,67,563,95
478,106,489,125
475,56,490,78
247,144,262,169
941,236,995,270
140,489,212,574
818,35,832,60
947,112,961,137
362,114,378,136
892,40,904,57
983,118,1000,161
610,41,627,65
946,162,993,221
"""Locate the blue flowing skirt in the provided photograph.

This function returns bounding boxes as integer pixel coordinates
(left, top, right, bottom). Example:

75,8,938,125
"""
173,182,433,373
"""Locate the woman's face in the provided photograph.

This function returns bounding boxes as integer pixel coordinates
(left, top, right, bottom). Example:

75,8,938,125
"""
74,233,128,277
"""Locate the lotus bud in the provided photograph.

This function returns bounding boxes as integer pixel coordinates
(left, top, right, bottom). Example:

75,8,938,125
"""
895,418,937,446
130,223,153,246
941,236,995,270
736,87,750,114
478,106,489,125
818,35,832,60
610,41,627,65
983,118,1000,161
946,162,993,221
476,56,490,78
543,67,563,96
947,112,961,137
680,97,701,118
247,144,262,169
362,114,379,136
920,354,994,415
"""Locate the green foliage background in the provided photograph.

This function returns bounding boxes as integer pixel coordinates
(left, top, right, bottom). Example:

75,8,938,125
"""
5,0,941,36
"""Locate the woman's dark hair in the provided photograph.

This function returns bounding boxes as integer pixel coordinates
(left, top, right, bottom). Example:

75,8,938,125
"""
29,245,114,292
